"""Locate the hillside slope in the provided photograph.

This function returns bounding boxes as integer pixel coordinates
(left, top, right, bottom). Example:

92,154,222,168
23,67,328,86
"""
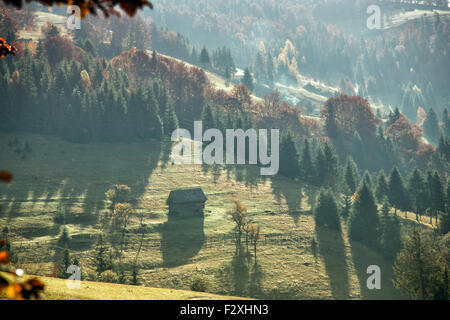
18,275,247,300
0,133,427,299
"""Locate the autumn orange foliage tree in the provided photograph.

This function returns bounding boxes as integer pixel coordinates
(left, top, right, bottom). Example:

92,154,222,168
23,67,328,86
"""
385,113,434,168
0,37,16,57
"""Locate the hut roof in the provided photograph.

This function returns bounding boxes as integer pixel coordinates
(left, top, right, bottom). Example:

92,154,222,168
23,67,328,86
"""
166,188,207,204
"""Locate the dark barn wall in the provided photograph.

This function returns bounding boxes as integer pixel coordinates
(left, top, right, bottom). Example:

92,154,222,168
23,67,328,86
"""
168,202,205,216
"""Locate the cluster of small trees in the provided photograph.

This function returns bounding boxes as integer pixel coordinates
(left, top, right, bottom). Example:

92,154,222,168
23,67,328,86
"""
105,184,134,234
229,200,264,261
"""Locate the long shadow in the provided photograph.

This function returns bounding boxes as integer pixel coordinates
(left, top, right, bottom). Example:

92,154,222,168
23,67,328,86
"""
270,176,304,224
0,135,162,250
249,261,265,298
217,246,250,297
315,224,350,299
160,212,205,267
349,239,403,299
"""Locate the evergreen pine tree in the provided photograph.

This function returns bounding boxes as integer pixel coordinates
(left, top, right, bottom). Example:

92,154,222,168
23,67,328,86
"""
164,101,178,136
388,166,410,216
300,139,313,184
242,67,254,92
423,108,441,145
429,172,445,225
279,132,300,178
201,104,215,131
191,48,198,64
58,248,72,278
321,142,339,188
443,108,450,138
375,170,389,204
408,168,427,220
343,156,359,195
348,182,380,249
94,234,109,276
362,170,373,189
199,47,211,68
314,189,341,231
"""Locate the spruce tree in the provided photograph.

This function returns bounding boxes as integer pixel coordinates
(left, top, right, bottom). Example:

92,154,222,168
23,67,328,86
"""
300,139,313,184
242,67,254,92
199,47,211,68
58,249,72,278
375,170,389,204
279,132,300,178
343,156,359,195
362,170,373,189
423,108,441,145
164,101,178,137
429,172,445,225
150,50,158,68
443,108,450,138
322,142,339,188
388,166,410,216
314,189,341,231
348,182,380,249
201,104,215,131
94,234,109,276
408,168,427,220
58,226,70,249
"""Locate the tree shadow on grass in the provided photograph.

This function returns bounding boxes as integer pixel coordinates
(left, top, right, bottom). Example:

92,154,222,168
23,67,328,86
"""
217,245,250,297
349,239,403,299
0,137,162,226
315,224,350,299
249,261,265,298
270,176,304,224
160,213,205,267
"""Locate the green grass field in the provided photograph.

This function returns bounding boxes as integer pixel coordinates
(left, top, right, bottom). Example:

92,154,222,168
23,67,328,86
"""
0,132,429,299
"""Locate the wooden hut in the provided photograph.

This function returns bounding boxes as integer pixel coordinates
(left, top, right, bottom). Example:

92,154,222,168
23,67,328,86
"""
166,188,207,216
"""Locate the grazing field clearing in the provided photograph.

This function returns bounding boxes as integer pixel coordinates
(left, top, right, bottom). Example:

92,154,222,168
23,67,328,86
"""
0,133,420,299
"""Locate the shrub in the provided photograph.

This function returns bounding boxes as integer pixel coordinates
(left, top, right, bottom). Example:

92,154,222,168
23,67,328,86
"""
190,275,209,292
98,270,119,283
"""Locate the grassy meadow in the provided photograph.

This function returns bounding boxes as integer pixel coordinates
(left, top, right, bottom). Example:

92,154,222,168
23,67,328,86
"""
0,132,428,299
